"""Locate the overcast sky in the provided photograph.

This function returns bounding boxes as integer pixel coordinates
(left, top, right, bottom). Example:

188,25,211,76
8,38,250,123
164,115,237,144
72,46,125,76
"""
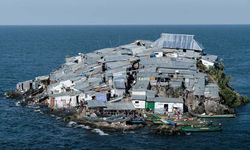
0,0,249,25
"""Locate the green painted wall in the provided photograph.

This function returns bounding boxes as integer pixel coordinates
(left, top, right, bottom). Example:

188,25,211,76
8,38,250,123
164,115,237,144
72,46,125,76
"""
145,101,155,110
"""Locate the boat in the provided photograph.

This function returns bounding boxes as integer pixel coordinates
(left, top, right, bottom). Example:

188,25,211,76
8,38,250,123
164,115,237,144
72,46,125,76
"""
146,114,161,121
197,114,236,118
181,125,222,132
126,118,146,125
160,119,176,126
190,111,236,118
152,120,164,125
84,114,131,123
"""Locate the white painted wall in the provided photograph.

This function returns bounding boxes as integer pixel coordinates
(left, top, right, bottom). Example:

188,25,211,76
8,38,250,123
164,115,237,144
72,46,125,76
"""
154,52,163,57
53,95,78,109
154,102,183,113
111,89,125,97
166,53,178,58
201,59,214,68
132,100,145,109
132,91,146,96
82,93,92,101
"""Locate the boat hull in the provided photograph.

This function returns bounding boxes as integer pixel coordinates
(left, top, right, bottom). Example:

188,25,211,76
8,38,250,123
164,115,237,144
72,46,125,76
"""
181,126,222,132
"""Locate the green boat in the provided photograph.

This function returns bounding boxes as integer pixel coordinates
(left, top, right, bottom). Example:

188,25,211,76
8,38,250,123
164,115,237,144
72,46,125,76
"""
181,125,222,132
152,120,164,125
146,114,161,121
197,114,236,118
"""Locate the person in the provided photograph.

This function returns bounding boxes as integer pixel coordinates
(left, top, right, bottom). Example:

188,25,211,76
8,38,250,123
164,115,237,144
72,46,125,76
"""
79,100,84,113
176,110,180,120
67,98,72,108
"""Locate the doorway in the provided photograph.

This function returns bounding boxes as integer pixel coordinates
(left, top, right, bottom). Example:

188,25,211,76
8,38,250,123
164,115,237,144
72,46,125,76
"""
164,104,169,112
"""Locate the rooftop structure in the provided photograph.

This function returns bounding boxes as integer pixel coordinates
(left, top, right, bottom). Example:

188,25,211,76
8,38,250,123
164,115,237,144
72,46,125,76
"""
153,33,203,51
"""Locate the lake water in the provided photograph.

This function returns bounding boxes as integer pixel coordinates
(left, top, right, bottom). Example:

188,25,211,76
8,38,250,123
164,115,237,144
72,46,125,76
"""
0,25,250,149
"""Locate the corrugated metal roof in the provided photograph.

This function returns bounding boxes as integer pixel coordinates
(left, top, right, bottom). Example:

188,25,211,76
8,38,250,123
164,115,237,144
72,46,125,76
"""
202,55,218,62
120,44,140,50
104,55,132,62
95,48,116,54
105,102,135,110
153,33,203,51
74,81,91,92
204,84,219,98
146,90,156,99
131,95,146,100
169,80,183,88
178,50,201,58
193,75,205,96
106,61,131,70
49,91,82,97
87,100,107,108
148,97,183,103
140,57,196,70
133,80,150,90
113,77,126,89
105,67,127,76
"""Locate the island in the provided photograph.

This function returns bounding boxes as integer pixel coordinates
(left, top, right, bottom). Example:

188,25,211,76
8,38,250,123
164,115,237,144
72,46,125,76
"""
7,33,248,134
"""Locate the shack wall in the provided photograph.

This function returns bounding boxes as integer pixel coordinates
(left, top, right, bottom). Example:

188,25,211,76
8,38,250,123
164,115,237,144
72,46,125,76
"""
54,95,78,108
201,59,214,68
145,101,155,110
132,100,145,109
154,102,183,113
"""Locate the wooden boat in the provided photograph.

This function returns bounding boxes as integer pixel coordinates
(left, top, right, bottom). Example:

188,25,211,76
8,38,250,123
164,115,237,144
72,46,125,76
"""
160,119,176,126
146,114,161,122
197,114,236,118
83,115,130,123
126,118,146,125
181,125,222,132
152,120,163,125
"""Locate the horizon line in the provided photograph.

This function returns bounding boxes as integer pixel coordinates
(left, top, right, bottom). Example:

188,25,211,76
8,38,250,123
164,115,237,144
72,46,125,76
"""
0,24,250,26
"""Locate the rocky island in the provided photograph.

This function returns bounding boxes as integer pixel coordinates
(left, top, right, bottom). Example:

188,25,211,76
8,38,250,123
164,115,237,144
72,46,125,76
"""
6,33,248,134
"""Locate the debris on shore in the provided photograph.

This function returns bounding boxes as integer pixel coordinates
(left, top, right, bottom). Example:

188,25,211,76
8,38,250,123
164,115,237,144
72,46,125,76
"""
6,33,248,135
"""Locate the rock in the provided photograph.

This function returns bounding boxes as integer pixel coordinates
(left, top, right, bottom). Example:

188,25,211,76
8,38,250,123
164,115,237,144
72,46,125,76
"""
186,96,234,115
186,97,205,114
4,91,23,99
204,100,234,114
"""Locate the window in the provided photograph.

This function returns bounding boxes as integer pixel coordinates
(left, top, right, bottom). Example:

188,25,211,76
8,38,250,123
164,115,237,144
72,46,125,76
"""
135,101,139,104
183,49,187,52
164,104,169,111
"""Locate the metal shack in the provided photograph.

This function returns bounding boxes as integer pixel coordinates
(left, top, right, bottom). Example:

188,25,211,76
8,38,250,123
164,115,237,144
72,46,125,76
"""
146,97,184,114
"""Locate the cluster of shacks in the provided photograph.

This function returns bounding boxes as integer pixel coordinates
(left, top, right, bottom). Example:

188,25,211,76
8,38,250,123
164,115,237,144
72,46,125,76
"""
16,33,220,115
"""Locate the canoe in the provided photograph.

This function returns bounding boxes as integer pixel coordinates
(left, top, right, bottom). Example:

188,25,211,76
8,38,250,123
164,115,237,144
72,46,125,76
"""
197,114,236,118
153,120,164,125
151,114,161,120
181,126,222,132
146,114,161,122
126,118,146,125
83,115,130,123
160,119,176,126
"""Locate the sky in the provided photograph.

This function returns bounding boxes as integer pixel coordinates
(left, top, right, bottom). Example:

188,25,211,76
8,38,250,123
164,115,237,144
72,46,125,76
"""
0,0,249,25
